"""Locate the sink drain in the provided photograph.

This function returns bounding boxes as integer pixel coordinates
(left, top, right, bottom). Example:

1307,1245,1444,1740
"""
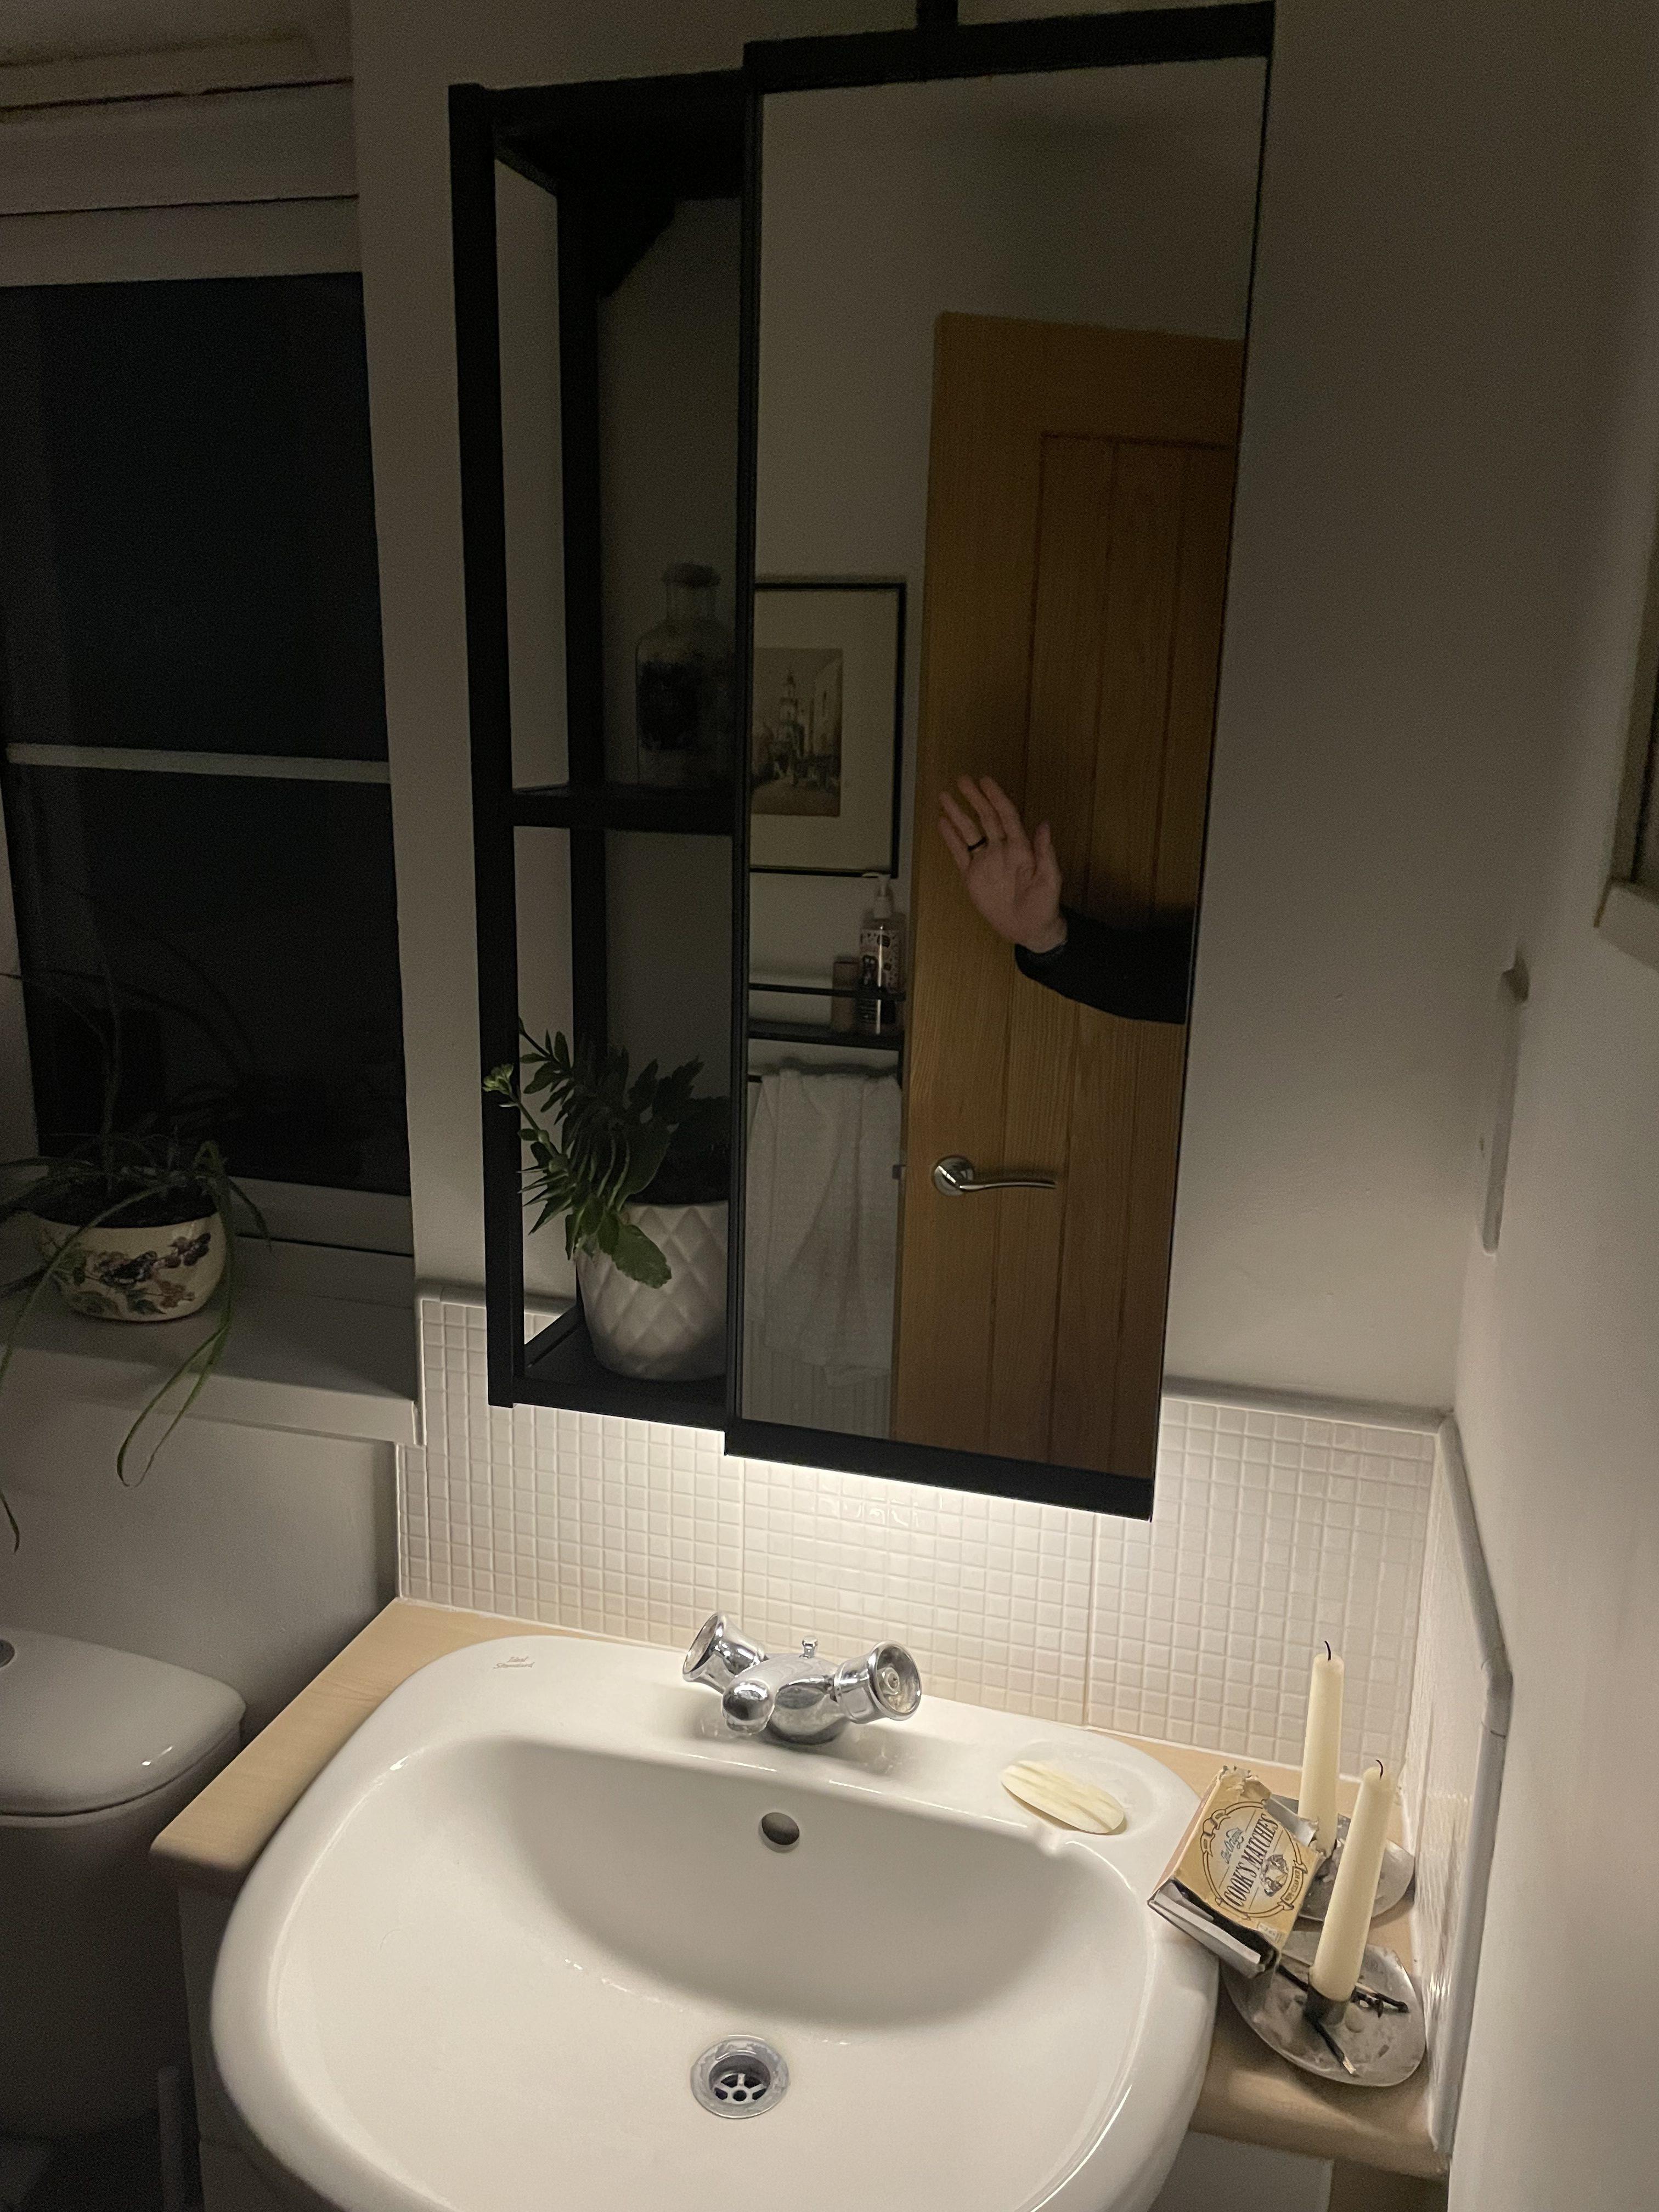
691,2037,789,2119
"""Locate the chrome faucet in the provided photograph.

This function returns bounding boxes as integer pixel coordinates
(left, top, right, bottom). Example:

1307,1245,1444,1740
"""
683,1611,922,1746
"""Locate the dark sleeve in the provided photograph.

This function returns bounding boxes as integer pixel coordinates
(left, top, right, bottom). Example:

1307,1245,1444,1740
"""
1013,906,1195,1024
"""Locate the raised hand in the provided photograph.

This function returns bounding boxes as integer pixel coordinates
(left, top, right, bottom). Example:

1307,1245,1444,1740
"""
937,775,1066,954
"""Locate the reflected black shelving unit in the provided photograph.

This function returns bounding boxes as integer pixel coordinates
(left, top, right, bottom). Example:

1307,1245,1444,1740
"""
747,1018,902,1053
451,69,746,1415
746,978,905,1056
521,1306,727,1426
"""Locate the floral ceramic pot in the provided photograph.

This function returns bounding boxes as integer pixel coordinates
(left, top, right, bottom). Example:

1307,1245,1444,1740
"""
575,1201,727,1381
30,1211,226,1323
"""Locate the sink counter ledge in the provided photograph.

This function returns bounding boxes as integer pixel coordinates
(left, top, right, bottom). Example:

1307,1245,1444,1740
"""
153,1596,1443,2185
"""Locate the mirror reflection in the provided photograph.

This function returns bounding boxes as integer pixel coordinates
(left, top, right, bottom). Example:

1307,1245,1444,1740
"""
740,58,1267,1487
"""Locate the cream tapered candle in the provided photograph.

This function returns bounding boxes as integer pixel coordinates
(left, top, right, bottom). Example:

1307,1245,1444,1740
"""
1311,1759,1393,2002
1297,1643,1344,1858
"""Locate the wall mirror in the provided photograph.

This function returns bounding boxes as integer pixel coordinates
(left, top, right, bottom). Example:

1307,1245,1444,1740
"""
729,13,1272,1511
452,4,1273,1522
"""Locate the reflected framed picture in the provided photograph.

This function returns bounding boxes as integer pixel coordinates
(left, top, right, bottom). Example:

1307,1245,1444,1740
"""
749,578,904,874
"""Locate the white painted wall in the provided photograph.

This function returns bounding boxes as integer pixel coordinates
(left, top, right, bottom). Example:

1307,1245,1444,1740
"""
1423,3,1659,2201
0,1375,395,1731
1159,0,1579,1408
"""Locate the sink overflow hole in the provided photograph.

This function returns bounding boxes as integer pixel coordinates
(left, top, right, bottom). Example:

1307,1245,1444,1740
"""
759,1811,800,1851
692,2038,788,2119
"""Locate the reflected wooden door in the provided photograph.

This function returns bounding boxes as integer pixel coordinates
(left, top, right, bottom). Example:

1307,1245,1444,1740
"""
893,314,1243,1485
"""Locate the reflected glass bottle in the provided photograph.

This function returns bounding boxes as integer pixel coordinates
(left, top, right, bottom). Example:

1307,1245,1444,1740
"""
635,562,733,789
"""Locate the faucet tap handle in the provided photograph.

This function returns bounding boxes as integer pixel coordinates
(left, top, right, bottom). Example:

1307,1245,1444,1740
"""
684,1610,769,1692
834,1641,922,1724
721,1674,776,1737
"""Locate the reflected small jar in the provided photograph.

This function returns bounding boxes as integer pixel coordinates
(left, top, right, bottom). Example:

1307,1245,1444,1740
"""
635,562,733,789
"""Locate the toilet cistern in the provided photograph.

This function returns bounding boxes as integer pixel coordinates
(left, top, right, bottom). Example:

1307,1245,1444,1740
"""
683,1610,922,1745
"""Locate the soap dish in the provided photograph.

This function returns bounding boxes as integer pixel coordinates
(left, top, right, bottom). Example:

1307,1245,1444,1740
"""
1001,1760,1126,1835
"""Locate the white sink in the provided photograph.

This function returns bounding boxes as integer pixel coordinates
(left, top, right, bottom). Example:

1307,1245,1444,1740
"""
212,1635,1215,2212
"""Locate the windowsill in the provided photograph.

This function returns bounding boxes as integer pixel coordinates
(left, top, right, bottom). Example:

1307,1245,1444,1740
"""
0,1235,417,1447
1596,878,1659,974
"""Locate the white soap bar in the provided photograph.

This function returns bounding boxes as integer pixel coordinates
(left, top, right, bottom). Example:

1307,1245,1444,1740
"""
1001,1760,1126,1835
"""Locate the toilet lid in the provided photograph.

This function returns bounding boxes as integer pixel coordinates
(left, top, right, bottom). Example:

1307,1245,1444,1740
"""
0,1624,244,1815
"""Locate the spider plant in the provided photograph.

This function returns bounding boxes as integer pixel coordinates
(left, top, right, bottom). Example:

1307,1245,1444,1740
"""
0,972,266,1547
484,1028,728,1288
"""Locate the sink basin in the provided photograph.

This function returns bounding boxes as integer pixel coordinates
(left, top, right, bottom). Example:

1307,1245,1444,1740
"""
212,1635,1216,2212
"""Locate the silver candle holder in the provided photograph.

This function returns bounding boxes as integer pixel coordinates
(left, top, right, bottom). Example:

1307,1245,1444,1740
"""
1270,1795,1415,1923
1224,1927,1426,2089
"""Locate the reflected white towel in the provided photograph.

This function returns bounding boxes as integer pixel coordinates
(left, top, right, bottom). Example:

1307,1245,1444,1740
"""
747,1068,901,1373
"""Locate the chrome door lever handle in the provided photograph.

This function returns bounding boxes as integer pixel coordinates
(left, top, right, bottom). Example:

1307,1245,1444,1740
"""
931,1154,1058,1196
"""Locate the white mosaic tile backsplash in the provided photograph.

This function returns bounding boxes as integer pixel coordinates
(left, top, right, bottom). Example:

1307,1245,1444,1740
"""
400,1294,1435,1770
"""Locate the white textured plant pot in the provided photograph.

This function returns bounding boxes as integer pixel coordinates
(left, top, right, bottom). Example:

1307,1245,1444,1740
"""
576,1201,727,1381
30,1212,225,1322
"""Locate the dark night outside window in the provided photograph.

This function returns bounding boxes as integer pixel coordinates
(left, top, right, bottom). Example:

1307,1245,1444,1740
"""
0,272,408,1199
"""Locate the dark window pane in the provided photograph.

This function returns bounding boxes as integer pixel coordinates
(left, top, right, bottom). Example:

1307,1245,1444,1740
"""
0,272,407,1195
0,274,387,760
4,765,408,1194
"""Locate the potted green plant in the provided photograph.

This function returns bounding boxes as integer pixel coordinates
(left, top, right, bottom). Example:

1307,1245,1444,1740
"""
0,972,267,1546
0,1128,266,1545
486,1029,729,1381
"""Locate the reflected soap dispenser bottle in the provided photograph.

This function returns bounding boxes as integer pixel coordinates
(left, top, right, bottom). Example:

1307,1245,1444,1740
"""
855,873,905,1037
